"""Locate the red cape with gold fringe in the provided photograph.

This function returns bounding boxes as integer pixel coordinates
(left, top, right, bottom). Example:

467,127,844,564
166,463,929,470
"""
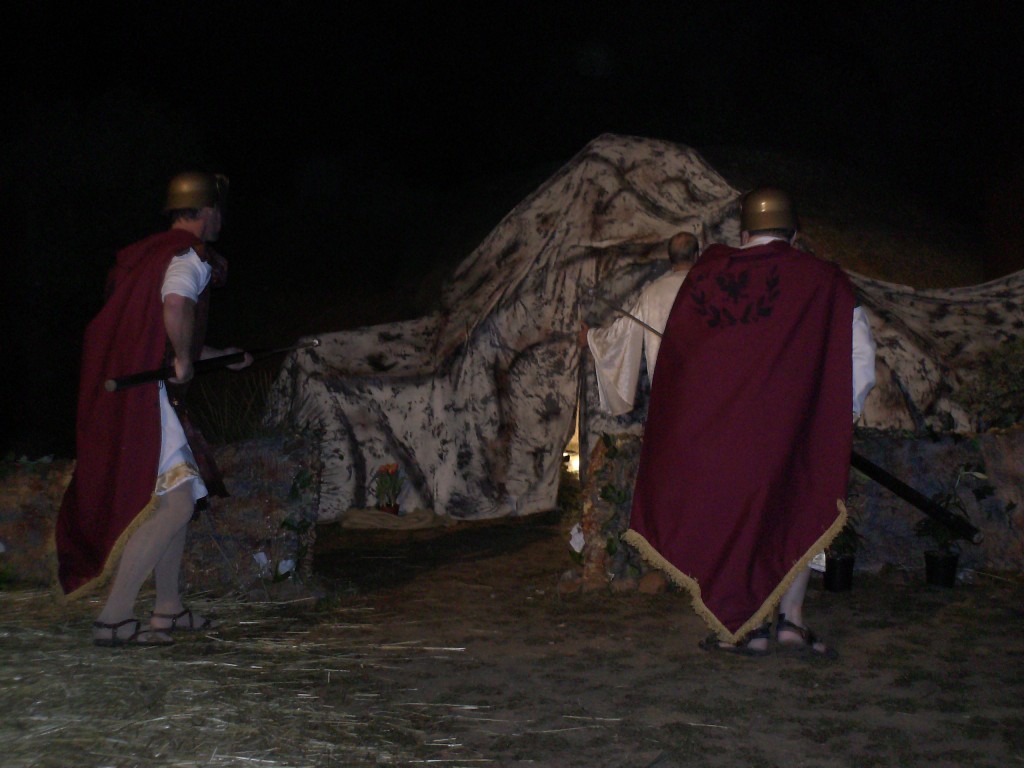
54,229,203,598
623,240,855,641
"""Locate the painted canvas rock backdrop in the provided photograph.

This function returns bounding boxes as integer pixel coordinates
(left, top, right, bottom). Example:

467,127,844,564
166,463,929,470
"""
266,133,1024,526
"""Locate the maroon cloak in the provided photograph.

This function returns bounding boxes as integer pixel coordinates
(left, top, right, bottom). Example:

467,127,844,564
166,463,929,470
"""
55,229,226,598
622,240,855,641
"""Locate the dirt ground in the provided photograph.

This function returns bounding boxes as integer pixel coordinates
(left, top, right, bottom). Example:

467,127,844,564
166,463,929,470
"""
2,513,1023,768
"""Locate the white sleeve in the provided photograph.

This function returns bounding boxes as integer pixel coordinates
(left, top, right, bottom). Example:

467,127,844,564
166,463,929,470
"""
851,306,877,416
638,269,688,379
161,249,213,302
587,305,645,416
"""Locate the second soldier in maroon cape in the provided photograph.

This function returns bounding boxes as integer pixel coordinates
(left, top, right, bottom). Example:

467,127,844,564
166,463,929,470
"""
624,187,876,658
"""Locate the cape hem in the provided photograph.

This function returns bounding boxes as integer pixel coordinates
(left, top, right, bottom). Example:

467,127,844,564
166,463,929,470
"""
621,499,848,643
51,462,201,602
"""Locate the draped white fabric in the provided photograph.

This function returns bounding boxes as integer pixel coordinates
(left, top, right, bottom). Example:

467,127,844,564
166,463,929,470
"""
852,270,1024,432
266,133,1024,522
266,134,740,521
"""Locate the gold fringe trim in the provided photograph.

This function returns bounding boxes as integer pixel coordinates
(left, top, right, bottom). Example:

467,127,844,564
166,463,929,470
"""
622,499,849,643
49,462,199,604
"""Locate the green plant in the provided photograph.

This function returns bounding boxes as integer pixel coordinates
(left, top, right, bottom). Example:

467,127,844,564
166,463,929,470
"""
827,515,863,557
371,463,403,507
914,464,986,555
914,516,960,555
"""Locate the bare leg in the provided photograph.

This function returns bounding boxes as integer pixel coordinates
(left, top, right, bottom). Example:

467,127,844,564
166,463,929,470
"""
94,485,193,642
727,568,816,653
149,511,219,631
779,566,812,627
152,521,188,615
777,566,836,656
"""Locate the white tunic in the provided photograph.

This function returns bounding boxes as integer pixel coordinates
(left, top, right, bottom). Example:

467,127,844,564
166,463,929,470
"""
587,269,688,415
588,239,877,418
156,249,212,500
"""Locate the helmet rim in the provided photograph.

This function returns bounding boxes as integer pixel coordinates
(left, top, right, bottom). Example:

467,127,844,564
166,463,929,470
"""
740,186,798,232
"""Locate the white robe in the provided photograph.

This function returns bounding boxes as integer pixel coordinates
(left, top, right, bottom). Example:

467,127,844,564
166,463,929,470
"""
588,242,877,418
587,269,688,416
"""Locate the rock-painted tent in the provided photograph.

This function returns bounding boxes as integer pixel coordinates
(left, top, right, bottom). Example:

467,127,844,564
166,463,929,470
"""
267,134,739,520
267,133,1024,523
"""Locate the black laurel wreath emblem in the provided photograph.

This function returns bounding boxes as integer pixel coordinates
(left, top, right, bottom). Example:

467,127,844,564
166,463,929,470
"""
690,265,781,328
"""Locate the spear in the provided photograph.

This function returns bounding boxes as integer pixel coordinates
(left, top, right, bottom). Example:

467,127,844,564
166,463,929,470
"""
104,338,321,392
589,291,663,335
585,293,983,544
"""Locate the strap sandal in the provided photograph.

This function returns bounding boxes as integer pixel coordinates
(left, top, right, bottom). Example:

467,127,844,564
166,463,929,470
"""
776,614,839,660
699,621,772,657
93,618,174,648
150,607,219,633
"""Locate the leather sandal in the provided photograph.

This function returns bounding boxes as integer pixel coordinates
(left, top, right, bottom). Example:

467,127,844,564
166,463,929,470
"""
150,607,219,632
699,621,772,657
776,614,839,660
93,618,174,648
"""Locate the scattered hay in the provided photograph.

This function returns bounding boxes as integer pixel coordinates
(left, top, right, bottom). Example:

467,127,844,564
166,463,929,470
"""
0,589,482,767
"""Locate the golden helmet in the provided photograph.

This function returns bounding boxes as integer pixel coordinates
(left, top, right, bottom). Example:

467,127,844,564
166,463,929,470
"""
739,186,798,232
163,172,229,213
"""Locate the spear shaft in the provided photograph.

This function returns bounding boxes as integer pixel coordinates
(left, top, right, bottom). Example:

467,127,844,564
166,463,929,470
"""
590,291,663,335
104,339,320,392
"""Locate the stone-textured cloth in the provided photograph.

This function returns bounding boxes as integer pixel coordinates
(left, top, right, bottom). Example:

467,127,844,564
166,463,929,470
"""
850,270,1024,432
624,241,856,642
265,132,1024,526
54,230,225,598
267,134,741,521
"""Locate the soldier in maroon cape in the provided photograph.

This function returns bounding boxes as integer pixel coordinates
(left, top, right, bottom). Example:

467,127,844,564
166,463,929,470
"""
54,172,252,646
623,187,876,658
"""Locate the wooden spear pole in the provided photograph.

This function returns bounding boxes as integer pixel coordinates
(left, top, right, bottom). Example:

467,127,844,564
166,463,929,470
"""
104,338,320,392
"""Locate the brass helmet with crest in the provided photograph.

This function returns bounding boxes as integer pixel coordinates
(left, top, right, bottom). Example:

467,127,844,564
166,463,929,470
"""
163,172,229,213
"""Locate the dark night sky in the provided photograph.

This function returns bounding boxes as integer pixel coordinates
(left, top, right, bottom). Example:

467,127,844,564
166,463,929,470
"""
3,3,1022,455
8,4,1020,207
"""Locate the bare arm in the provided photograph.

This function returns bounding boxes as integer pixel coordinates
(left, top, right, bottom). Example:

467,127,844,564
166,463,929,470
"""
198,345,254,370
163,293,197,383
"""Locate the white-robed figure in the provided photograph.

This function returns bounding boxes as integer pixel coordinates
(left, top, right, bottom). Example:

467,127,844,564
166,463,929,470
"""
581,232,700,415
584,230,877,421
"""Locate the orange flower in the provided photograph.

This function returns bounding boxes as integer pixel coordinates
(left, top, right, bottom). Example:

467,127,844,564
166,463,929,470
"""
372,462,404,507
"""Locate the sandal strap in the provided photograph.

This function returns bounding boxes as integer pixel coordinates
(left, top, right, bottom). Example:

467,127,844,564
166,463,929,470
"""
93,618,144,644
746,621,773,641
777,616,821,646
151,607,192,630
93,618,141,635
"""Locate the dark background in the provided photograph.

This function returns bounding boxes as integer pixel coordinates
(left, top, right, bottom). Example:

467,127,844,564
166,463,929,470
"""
3,3,1021,458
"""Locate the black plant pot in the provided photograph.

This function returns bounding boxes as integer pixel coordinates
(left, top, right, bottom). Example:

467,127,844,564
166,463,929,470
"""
823,553,855,592
924,550,959,587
